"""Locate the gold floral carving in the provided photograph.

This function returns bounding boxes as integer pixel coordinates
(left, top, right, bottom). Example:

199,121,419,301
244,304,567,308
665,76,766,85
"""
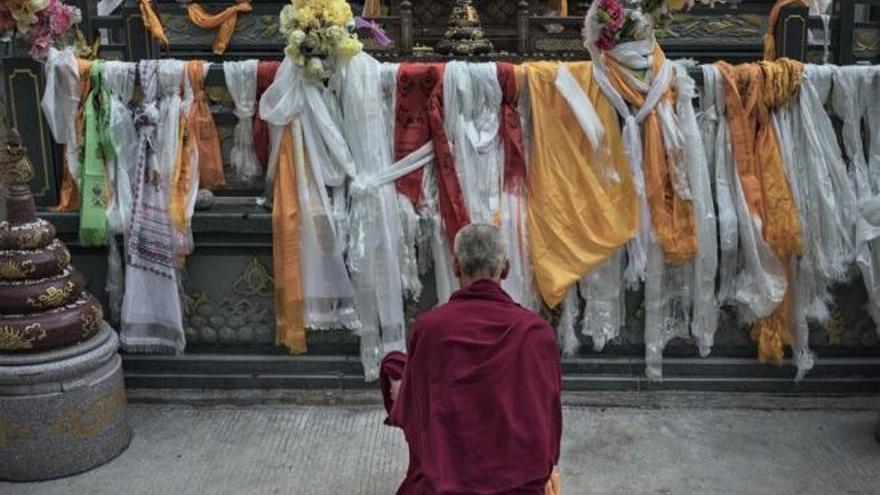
0,259,34,279
0,323,45,351
233,258,274,298
26,281,76,309
80,304,102,338
49,384,126,440
0,412,33,449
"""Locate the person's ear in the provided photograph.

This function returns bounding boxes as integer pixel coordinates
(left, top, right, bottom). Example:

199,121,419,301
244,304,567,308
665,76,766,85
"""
453,257,462,278
500,259,510,280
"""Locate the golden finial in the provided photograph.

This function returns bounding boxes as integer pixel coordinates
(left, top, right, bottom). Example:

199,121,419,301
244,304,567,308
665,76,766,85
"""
0,129,34,187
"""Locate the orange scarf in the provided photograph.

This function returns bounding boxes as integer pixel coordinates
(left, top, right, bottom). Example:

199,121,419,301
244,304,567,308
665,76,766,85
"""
550,0,568,16
186,61,226,190
187,1,253,55
362,0,382,17
138,0,169,46
169,96,192,240
604,46,698,263
273,124,305,354
717,60,804,364
55,59,92,212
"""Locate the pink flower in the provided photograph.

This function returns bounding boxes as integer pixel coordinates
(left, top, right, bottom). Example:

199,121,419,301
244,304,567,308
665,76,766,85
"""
49,6,72,36
28,34,51,58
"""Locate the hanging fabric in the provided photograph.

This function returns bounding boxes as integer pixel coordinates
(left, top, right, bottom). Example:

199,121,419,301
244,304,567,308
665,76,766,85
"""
79,60,112,248
54,58,94,213
187,60,226,190
549,0,569,16
102,61,138,323
254,61,282,170
272,125,306,353
497,62,537,310
120,60,185,354
526,61,639,308
338,53,413,380
259,56,360,341
394,63,471,246
700,65,740,307
362,0,382,17
717,59,804,366
138,0,169,46
833,66,880,327
556,286,581,356
41,48,81,213
674,62,719,359
224,59,261,183
186,0,253,55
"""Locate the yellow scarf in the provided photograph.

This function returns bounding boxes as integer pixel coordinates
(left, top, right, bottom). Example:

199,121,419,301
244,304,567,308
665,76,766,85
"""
187,1,253,55
526,61,639,308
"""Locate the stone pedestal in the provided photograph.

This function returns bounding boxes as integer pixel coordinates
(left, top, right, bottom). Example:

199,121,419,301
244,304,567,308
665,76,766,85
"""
0,323,131,481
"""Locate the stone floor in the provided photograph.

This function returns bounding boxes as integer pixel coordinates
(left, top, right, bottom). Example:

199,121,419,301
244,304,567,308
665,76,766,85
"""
2,394,880,495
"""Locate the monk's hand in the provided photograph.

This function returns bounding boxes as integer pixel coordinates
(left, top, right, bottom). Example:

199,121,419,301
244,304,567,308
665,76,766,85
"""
390,379,402,402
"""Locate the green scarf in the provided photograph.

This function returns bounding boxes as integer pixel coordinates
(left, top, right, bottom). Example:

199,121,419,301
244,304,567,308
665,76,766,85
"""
79,60,115,247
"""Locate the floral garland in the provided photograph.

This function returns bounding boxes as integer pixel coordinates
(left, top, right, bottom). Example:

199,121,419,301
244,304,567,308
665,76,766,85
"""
0,0,81,59
584,0,721,52
279,0,363,81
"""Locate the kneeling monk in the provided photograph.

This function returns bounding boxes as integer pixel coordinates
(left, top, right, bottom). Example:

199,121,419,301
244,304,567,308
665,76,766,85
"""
380,223,562,494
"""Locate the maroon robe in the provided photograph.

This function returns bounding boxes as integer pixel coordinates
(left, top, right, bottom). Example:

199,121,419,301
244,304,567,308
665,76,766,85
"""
381,280,562,495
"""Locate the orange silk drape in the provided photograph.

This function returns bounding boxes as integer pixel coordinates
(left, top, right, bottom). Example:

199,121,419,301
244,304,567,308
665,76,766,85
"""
550,0,568,16
717,59,804,364
55,59,92,212
186,1,253,55
138,0,169,45
604,46,698,263
186,61,226,190
362,0,382,17
273,124,305,354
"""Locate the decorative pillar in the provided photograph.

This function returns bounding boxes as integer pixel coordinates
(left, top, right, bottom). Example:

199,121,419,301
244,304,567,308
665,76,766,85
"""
400,0,413,54
518,0,530,54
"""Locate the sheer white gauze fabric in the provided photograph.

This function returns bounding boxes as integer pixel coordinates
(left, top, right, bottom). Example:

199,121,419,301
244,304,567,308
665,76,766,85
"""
380,63,422,300
674,62,718,358
700,65,739,306
224,60,261,183
834,65,880,330
41,47,81,184
556,286,581,357
173,62,202,261
592,41,695,380
554,62,624,349
776,64,860,376
338,53,410,380
120,60,185,354
700,64,787,324
421,155,459,305
259,56,359,330
101,61,138,323
442,62,503,224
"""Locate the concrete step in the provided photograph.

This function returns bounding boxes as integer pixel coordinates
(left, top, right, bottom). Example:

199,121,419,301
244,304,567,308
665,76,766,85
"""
121,354,880,393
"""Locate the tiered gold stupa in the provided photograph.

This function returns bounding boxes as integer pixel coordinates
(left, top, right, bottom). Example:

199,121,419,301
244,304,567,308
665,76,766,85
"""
0,130,103,352
435,0,494,56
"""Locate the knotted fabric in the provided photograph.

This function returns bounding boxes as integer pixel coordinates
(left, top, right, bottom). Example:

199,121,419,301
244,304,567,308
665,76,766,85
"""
394,63,470,246
55,58,94,212
254,61,281,168
224,59,261,183
102,61,138,322
718,59,804,365
138,0,169,46
187,60,226,190
187,0,253,55
600,43,698,268
120,60,185,354
79,61,113,247
497,62,527,193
